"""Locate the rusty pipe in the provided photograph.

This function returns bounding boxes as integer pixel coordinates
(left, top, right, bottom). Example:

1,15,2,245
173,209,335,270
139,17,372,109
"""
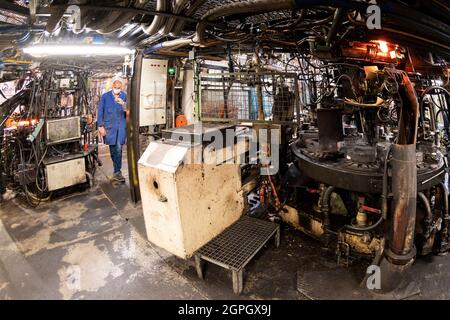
389,144,417,258
398,73,420,145
385,72,419,265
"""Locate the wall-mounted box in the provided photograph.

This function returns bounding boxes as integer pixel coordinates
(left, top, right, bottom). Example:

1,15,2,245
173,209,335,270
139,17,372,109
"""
139,58,167,126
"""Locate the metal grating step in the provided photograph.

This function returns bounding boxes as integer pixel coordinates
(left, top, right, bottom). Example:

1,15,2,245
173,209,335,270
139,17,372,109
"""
197,216,279,271
195,216,280,294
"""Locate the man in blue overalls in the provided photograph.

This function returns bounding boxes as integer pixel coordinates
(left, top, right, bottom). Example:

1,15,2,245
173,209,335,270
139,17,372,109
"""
98,80,127,183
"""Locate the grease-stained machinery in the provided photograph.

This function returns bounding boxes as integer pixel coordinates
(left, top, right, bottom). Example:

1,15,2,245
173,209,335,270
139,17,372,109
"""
138,34,449,293
0,67,99,206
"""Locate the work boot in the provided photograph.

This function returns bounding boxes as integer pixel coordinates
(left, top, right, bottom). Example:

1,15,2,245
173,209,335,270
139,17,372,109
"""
112,172,125,183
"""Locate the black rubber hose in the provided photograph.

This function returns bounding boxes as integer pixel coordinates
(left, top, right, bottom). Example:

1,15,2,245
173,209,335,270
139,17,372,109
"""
344,216,384,232
195,0,297,44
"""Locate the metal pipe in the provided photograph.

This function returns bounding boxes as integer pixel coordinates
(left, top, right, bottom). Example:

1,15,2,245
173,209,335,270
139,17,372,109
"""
381,145,392,219
126,51,142,204
0,0,29,17
389,144,417,257
143,38,193,55
141,0,168,36
45,6,67,33
437,182,450,251
98,0,147,34
418,192,433,239
321,185,335,240
326,8,345,46
398,73,420,145
160,0,190,36
171,0,208,36
37,5,199,24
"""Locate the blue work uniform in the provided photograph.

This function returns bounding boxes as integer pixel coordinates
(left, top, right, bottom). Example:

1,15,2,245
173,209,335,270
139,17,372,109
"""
97,90,127,145
98,90,127,175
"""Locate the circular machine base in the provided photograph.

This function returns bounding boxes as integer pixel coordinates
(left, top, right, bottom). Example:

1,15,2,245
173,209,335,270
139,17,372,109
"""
292,145,445,193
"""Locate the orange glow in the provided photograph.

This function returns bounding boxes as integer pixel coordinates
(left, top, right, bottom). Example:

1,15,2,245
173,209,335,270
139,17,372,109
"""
389,50,397,59
377,41,389,53
6,118,38,129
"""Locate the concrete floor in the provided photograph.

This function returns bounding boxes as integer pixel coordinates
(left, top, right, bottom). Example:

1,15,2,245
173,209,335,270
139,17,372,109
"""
1,144,450,300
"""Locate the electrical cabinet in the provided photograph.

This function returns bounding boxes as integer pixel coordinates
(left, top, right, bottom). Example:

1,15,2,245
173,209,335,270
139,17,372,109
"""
139,58,167,126
45,156,86,191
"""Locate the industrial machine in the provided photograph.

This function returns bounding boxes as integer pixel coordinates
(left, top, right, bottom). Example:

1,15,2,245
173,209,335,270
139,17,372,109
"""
1,0,447,294
0,66,99,206
138,41,449,293
138,123,248,258
286,60,449,272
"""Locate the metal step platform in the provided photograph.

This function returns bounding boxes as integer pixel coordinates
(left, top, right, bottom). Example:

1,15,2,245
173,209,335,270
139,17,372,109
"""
194,215,280,295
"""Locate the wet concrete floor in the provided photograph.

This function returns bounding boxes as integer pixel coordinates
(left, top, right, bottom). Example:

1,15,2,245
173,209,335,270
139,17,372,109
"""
1,145,450,300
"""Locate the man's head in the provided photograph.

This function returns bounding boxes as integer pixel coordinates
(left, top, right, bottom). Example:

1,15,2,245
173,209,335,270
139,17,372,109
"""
112,80,122,95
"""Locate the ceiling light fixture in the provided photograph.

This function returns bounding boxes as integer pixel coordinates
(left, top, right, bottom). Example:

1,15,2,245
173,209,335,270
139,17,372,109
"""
23,44,134,57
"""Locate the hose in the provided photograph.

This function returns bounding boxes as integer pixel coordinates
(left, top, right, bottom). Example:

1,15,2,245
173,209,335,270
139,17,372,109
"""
195,0,297,44
344,216,384,232
269,9,305,30
420,86,450,144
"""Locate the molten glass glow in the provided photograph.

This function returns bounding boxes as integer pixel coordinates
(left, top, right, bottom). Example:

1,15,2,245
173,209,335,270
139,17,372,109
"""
6,119,38,129
377,41,389,53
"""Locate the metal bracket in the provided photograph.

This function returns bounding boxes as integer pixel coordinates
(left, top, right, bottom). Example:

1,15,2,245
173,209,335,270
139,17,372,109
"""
337,240,350,267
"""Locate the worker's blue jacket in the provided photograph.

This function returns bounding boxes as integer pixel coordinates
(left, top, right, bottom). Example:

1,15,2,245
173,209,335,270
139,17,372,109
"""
97,90,127,145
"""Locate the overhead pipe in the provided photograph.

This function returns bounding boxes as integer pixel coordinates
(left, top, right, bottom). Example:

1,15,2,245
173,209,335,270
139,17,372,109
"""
0,0,29,17
160,0,190,36
171,0,208,36
143,38,194,55
98,0,148,34
326,8,345,46
93,0,131,33
118,24,138,38
45,6,67,33
141,0,169,35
